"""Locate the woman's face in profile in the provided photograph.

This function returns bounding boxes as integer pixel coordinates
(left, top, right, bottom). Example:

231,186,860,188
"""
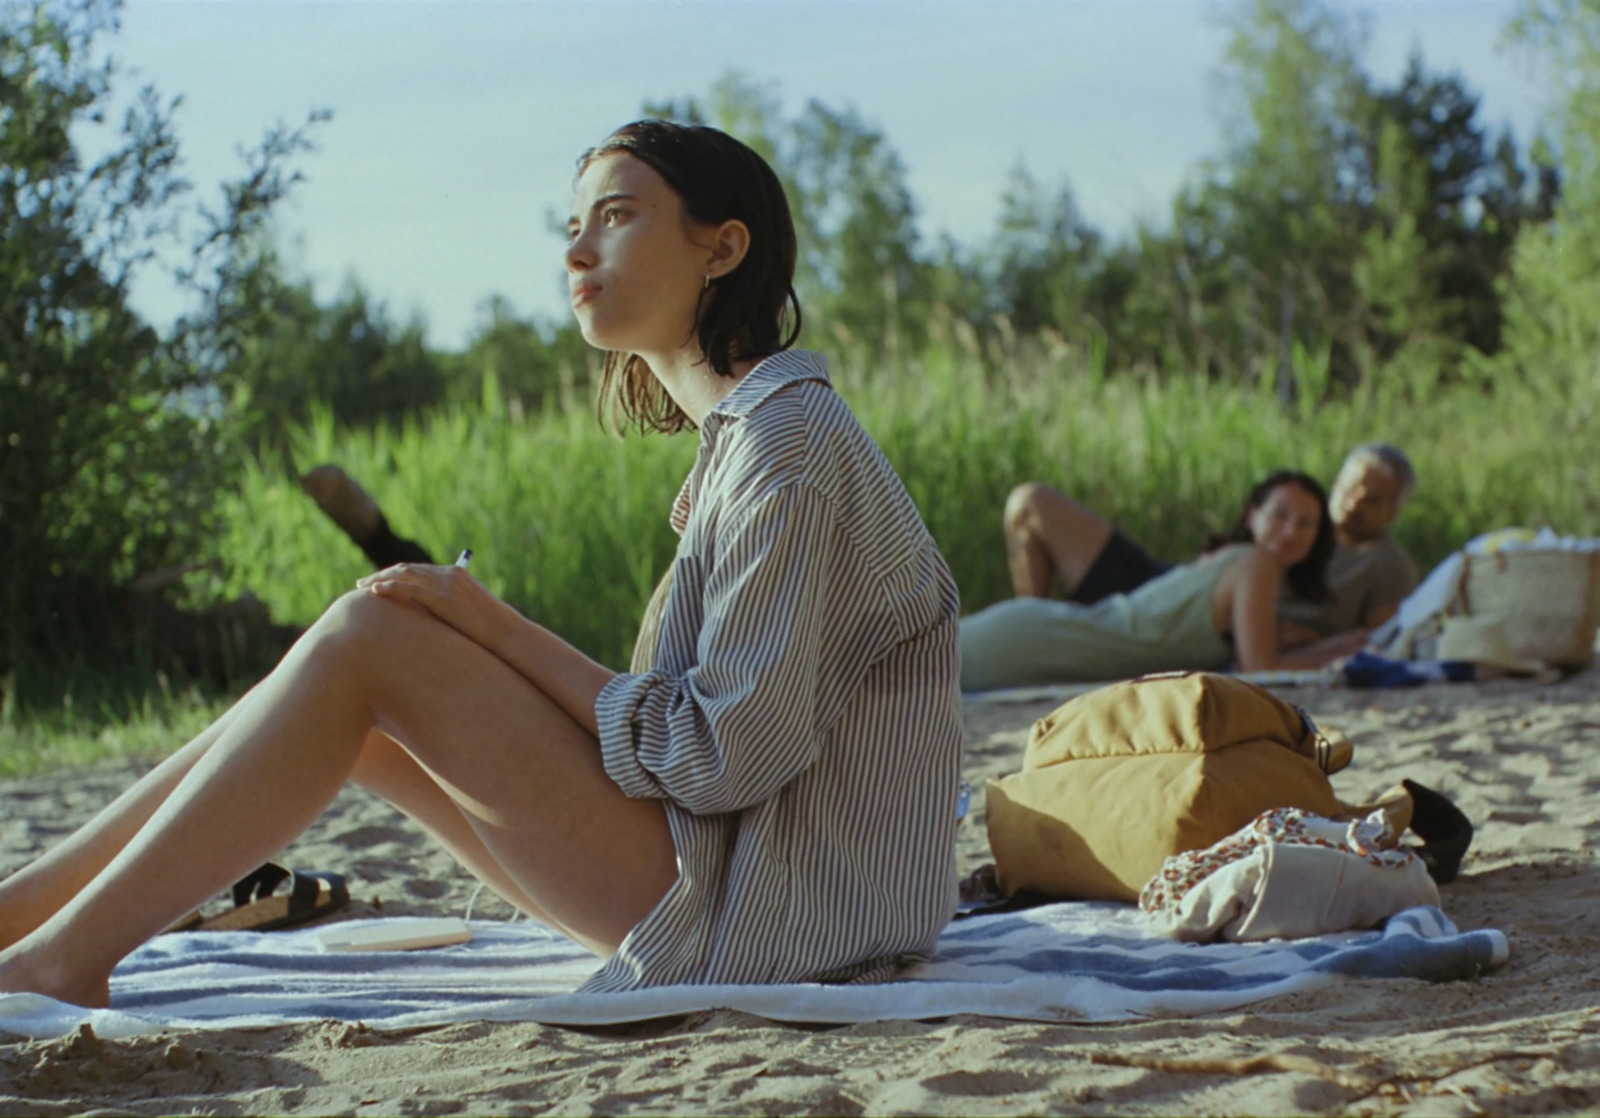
1247,483,1322,567
565,151,708,356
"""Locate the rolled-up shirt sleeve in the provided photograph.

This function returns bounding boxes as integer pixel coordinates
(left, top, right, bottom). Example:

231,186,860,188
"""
595,481,837,815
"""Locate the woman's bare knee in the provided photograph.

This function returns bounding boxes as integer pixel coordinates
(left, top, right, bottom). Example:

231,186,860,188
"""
296,591,434,671
1004,482,1052,536
1010,484,1111,540
313,589,401,643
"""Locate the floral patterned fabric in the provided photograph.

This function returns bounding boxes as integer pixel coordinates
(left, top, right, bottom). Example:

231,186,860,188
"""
1139,807,1416,919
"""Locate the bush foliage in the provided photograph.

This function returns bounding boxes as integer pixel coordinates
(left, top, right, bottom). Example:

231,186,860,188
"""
220,332,1600,672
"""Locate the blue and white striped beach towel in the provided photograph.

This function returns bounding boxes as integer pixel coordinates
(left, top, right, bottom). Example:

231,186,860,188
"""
0,903,1507,1040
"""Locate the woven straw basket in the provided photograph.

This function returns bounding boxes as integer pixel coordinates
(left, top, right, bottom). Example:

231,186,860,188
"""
1457,549,1600,669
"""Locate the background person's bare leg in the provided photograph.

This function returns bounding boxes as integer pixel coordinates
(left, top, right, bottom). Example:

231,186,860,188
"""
300,465,435,568
1003,482,1114,598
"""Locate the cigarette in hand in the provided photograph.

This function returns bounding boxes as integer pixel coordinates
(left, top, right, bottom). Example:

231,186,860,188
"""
454,549,473,570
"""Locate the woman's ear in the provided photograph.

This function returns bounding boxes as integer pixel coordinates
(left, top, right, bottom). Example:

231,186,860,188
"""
707,219,751,280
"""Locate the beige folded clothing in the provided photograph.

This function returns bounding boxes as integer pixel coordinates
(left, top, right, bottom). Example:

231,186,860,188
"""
1141,807,1440,942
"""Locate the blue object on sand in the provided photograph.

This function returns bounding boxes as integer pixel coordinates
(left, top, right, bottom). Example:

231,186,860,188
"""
1340,650,1477,688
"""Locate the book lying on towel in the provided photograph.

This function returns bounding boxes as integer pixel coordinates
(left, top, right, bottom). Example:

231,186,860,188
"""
315,917,473,953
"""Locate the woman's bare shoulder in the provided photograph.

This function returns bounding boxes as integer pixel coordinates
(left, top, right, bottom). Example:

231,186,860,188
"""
1194,541,1260,569
1213,543,1283,591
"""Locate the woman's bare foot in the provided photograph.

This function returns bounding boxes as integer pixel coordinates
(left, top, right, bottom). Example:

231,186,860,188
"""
0,941,112,1009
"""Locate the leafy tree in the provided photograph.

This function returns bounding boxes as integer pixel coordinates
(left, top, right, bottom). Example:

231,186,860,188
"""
985,165,1103,339
1354,113,1452,375
646,74,933,356
1494,0,1600,412
454,295,596,415
0,0,316,695
1356,55,1556,374
218,247,449,445
1102,0,1553,393
1176,0,1371,385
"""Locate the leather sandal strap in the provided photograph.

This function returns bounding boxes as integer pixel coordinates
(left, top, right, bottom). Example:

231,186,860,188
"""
285,870,349,918
231,863,292,908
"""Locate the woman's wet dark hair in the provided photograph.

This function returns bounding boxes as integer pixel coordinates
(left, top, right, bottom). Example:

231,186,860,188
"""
578,120,803,435
1203,470,1336,602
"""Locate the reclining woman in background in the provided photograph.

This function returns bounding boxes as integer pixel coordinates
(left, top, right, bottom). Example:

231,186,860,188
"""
959,471,1338,690
1003,443,1420,660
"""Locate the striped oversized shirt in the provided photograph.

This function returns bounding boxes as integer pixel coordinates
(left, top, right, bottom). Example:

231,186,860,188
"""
584,349,963,991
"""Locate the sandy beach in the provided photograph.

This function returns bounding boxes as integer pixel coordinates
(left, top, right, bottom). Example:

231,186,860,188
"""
2,668,1599,1116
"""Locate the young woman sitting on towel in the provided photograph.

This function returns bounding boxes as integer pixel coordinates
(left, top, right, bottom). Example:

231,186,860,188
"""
0,122,963,1007
958,471,1338,691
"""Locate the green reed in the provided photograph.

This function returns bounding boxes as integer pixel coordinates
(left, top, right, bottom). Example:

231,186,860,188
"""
0,673,231,776
4,337,1591,775
217,339,1600,673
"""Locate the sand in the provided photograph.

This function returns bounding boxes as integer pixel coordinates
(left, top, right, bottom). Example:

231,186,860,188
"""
3,669,1600,1116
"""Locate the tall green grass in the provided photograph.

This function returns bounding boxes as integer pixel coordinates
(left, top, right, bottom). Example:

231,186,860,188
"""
219,381,697,670
218,339,1600,672
0,674,231,776
4,339,1591,775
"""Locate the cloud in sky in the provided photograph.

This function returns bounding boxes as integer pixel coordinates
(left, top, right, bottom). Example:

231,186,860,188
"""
102,0,1549,349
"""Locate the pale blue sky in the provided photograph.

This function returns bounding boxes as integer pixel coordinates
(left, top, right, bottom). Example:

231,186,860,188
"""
102,0,1549,350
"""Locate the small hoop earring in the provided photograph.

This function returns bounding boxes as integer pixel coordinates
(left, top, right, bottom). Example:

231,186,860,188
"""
703,272,711,291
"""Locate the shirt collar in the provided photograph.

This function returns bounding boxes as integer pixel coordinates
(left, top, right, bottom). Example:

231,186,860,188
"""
670,350,830,536
707,349,831,422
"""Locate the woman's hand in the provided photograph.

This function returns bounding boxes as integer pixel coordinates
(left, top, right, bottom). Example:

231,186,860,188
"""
1277,627,1370,669
355,562,614,737
355,563,506,652
1276,617,1325,650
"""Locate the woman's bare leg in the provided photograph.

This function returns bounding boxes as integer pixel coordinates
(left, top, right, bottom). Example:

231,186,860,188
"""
346,732,568,933
1003,482,1113,598
0,700,561,948
0,711,565,948
0,591,676,1007
0,691,260,949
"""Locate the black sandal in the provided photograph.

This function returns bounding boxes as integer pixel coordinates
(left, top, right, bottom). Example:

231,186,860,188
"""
163,863,350,934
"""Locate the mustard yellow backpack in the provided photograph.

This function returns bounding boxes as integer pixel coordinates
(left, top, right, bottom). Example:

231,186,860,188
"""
984,672,1351,903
